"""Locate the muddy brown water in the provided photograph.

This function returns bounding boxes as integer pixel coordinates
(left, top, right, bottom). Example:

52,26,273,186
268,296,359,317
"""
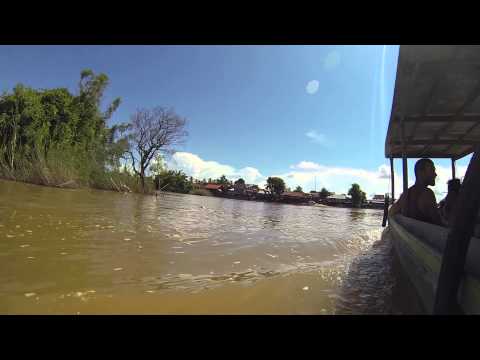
0,179,395,314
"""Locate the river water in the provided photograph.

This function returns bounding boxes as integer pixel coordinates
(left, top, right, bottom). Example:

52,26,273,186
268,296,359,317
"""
0,179,395,314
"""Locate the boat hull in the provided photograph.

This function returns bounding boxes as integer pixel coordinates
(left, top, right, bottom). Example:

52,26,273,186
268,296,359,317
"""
388,215,480,314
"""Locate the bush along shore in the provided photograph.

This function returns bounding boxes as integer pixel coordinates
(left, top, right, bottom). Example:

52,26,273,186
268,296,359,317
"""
1,70,129,191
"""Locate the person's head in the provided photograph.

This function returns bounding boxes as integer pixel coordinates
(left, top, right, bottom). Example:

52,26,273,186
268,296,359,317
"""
447,178,461,193
414,158,437,186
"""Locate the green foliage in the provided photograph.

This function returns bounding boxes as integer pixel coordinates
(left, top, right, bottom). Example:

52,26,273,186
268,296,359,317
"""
294,185,303,192
155,170,193,194
0,70,127,189
0,70,190,197
235,178,245,185
348,183,366,208
319,187,333,199
215,174,230,185
149,154,166,177
234,178,246,194
266,177,286,197
214,174,232,190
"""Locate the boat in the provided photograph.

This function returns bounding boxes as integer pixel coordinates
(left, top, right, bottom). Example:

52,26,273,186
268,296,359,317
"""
383,45,480,314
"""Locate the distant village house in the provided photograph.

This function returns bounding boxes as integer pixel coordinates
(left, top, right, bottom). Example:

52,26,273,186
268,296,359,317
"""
326,194,352,206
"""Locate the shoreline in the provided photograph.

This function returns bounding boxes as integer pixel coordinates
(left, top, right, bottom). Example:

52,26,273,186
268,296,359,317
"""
0,176,384,211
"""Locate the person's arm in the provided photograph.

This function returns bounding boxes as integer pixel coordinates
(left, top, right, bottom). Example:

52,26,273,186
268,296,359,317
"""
419,189,445,227
389,194,403,217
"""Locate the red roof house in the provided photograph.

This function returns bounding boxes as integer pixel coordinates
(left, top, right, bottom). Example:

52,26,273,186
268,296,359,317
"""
204,184,223,191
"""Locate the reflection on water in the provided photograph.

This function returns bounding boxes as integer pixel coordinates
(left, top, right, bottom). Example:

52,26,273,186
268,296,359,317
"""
0,179,392,314
348,209,368,221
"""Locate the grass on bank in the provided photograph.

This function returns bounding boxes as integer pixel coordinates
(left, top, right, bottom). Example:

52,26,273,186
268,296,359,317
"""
0,148,157,194
0,149,217,197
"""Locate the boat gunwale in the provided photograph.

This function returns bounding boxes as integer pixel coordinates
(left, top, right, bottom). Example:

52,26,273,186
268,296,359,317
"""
388,215,480,314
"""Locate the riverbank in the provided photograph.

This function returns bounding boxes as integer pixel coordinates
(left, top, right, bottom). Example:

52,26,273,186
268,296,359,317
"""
0,157,158,195
1,172,384,213
205,191,384,210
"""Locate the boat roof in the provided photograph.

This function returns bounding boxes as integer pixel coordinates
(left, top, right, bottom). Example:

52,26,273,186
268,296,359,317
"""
385,45,480,160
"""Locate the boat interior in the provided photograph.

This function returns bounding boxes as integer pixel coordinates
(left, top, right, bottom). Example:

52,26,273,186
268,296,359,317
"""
385,45,480,314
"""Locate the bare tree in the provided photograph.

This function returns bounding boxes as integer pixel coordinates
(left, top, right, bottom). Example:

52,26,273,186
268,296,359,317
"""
127,107,187,192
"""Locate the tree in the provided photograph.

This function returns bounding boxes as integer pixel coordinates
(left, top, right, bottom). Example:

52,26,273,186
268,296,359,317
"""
215,174,229,185
149,153,166,177
0,70,123,184
235,178,245,185
215,174,232,190
294,185,303,193
0,85,37,169
266,177,285,198
74,69,122,154
155,169,192,194
249,184,259,192
126,107,187,192
105,123,130,170
319,187,332,200
234,178,246,194
348,183,366,208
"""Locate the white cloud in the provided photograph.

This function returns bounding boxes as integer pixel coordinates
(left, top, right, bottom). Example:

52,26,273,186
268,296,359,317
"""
236,167,264,183
291,161,323,171
324,50,341,70
167,152,265,185
305,130,330,146
282,161,405,198
378,164,391,179
306,80,319,94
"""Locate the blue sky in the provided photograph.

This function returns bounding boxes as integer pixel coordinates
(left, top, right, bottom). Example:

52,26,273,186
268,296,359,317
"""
0,45,471,198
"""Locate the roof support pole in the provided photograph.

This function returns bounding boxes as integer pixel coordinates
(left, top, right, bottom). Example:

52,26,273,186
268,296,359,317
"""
401,116,408,195
434,146,480,314
402,157,408,195
451,158,456,179
382,157,395,227
390,157,395,203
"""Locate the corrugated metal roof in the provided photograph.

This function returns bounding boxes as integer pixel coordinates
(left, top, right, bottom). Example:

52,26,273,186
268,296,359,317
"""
385,45,480,160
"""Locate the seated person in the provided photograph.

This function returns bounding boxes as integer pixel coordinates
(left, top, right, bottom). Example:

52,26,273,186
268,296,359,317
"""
439,178,461,226
389,158,445,227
